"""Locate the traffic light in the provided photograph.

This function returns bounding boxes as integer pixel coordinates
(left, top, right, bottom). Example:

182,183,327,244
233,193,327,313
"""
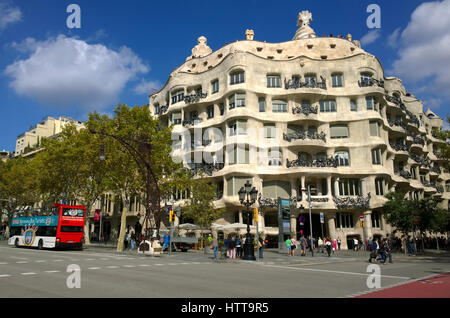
169,210,174,223
253,208,258,222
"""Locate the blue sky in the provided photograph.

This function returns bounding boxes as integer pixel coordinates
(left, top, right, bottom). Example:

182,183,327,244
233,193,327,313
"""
1,0,449,152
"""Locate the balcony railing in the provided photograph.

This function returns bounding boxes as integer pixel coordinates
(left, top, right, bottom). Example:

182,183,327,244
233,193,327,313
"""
410,153,431,168
431,165,442,174
385,94,402,105
283,131,326,142
394,169,412,179
184,92,207,104
292,104,318,116
189,162,224,177
405,110,420,127
258,194,278,208
284,77,327,90
182,118,203,127
286,157,338,168
388,119,407,130
157,105,169,115
333,193,371,210
358,77,384,88
390,142,409,152
412,136,425,146
436,185,444,194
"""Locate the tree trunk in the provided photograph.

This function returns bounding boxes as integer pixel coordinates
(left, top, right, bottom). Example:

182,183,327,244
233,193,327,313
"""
117,194,129,252
436,233,440,251
84,204,92,245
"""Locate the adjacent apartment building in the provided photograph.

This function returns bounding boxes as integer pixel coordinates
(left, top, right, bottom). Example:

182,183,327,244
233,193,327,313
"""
15,116,84,156
147,11,449,249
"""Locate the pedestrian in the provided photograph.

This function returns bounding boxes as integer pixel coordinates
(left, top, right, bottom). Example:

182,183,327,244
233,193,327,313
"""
333,238,337,253
162,231,170,252
368,238,379,263
300,235,306,256
258,237,264,259
229,236,236,259
124,232,129,249
224,235,231,258
337,237,341,250
377,239,387,264
290,237,297,256
286,237,292,256
386,236,393,264
353,237,358,251
211,236,218,260
130,231,136,250
325,237,332,257
235,236,242,258
318,237,324,253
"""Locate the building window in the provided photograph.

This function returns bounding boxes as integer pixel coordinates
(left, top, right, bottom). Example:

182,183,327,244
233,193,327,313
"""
335,150,350,166
264,124,276,138
230,71,245,85
227,176,252,196
320,99,337,112
228,120,247,136
371,211,381,228
375,178,385,196
259,98,266,112
219,103,224,116
272,100,287,113
268,149,282,166
262,180,291,198
304,74,316,87
338,179,362,196
207,105,214,119
369,121,381,137
335,213,354,229
172,112,182,125
171,90,184,104
330,124,349,139
350,99,357,112
366,96,377,111
372,148,382,165
211,80,219,94
360,72,373,85
228,144,249,165
267,75,281,88
229,93,246,109
331,73,343,87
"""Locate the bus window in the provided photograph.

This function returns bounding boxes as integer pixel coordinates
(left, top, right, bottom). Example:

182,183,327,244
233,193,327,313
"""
60,226,83,233
10,227,22,236
62,208,84,217
36,226,57,237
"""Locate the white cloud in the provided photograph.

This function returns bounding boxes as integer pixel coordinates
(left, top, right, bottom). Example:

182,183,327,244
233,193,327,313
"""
134,80,162,95
0,1,22,31
387,28,401,48
4,35,149,110
391,0,450,99
360,29,381,46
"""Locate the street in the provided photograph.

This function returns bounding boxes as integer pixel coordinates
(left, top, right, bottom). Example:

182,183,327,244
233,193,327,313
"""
1,242,450,298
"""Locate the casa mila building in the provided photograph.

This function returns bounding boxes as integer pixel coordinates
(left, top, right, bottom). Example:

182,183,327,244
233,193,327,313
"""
150,11,449,249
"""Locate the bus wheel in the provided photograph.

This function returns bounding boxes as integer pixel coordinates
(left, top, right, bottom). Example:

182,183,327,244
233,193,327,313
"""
15,239,19,248
38,240,43,250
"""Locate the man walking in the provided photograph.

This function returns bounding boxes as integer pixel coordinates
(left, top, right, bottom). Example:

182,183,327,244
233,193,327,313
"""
163,231,170,252
368,238,379,263
211,236,218,260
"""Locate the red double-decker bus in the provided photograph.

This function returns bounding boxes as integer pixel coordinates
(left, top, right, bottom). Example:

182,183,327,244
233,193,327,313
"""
8,203,86,250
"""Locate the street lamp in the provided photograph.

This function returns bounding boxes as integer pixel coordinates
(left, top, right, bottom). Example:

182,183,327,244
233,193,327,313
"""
238,180,258,261
299,185,314,257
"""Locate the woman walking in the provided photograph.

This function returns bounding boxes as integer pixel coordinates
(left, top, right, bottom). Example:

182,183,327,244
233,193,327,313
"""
325,237,332,257
290,237,297,256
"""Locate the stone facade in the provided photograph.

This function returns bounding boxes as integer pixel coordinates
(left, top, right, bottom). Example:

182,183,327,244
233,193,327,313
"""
148,11,449,249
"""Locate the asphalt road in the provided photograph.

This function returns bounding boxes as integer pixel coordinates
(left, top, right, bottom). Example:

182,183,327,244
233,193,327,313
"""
1,243,449,298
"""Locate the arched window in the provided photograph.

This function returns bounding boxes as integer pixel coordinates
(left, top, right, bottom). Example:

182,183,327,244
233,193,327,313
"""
335,150,350,166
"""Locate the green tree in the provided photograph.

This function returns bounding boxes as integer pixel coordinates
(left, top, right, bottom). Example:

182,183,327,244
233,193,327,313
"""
433,115,449,171
0,157,40,229
182,173,225,251
418,197,450,250
87,104,186,239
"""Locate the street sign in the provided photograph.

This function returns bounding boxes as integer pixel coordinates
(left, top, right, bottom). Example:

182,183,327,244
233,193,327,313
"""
299,215,305,226
320,212,324,224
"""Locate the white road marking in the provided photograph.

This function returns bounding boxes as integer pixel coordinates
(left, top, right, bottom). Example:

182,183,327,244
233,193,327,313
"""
35,260,46,263
16,261,28,264
261,264,411,280
107,266,118,269
86,259,96,261
0,262,8,265
88,267,101,270
21,272,36,276
0,274,11,278
139,264,150,267
10,256,28,260
154,264,163,266
123,265,136,268
45,271,60,273
53,260,63,262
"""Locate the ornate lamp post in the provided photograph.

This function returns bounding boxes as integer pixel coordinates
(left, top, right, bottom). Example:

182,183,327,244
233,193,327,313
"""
238,180,258,261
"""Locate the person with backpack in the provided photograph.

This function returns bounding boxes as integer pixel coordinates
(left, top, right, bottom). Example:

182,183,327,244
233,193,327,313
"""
229,236,236,259
368,238,379,263
325,237,332,257
290,237,297,256
235,236,242,258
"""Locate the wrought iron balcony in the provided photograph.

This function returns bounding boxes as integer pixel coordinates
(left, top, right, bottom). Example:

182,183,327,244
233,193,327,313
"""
159,105,169,115
292,104,318,116
410,153,431,168
431,164,442,174
412,136,425,146
333,193,371,210
388,119,407,130
258,194,278,208
385,94,402,105
405,110,420,127
189,162,224,177
184,92,207,104
358,77,384,88
182,118,203,127
284,77,327,90
283,131,326,142
436,185,444,194
286,157,338,168
394,169,412,179
390,142,409,152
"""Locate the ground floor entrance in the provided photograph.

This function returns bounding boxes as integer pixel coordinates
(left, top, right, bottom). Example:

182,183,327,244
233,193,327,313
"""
296,213,327,239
